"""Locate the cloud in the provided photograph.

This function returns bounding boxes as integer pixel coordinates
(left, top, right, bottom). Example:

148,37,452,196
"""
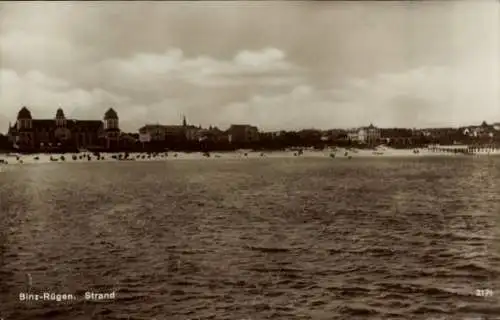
339,64,500,128
233,48,286,67
0,69,130,129
0,50,304,133
0,31,70,57
96,47,304,90
0,31,93,71
1,2,498,134
218,64,500,131
219,85,336,131
2,58,498,134
23,70,71,90
3,61,498,134
117,98,189,131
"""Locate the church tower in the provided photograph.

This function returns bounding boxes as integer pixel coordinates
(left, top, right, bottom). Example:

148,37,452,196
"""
104,108,120,149
55,107,67,127
104,108,119,130
16,106,34,148
17,106,32,130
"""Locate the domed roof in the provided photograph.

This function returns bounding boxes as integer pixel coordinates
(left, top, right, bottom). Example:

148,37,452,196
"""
17,106,32,119
104,108,118,120
56,108,65,118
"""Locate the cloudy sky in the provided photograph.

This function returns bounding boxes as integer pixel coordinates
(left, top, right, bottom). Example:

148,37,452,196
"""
1,1,499,132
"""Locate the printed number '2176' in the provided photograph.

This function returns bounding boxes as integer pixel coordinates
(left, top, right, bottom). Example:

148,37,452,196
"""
475,289,494,297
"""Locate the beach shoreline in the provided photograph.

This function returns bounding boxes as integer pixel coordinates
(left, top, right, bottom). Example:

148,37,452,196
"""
1,147,498,166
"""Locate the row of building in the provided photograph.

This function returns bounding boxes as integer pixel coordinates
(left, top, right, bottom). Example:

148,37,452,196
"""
7,106,120,150
344,121,500,144
4,106,500,151
137,121,500,146
137,118,259,144
4,106,261,151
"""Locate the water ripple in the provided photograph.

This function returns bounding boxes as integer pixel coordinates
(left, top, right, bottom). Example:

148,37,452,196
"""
1,158,500,319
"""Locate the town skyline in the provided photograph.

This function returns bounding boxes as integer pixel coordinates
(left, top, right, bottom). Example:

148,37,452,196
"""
1,1,499,133
4,105,500,137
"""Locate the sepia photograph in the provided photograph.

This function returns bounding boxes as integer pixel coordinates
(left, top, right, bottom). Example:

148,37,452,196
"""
0,1,499,319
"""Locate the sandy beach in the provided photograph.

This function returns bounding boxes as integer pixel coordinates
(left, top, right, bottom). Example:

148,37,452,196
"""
0,147,494,166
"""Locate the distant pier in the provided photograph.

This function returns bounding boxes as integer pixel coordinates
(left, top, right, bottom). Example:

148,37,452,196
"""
428,145,500,155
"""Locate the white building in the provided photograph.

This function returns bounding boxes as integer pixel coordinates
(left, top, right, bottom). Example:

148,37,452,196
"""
347,124,381,144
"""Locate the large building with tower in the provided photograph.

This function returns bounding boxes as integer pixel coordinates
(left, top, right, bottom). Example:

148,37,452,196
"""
138,115,201,143
7,106,121,151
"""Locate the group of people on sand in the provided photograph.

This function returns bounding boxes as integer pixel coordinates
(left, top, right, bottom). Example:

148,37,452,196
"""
47,151,181,162
0,148,361,165
0,151,180,164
